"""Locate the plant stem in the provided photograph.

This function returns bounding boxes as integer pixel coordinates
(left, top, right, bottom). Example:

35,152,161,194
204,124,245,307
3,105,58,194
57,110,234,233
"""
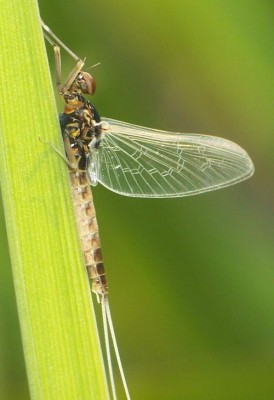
0,1,109,399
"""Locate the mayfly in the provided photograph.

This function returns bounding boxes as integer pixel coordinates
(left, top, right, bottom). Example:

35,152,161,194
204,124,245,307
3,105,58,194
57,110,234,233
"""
41,20,254,400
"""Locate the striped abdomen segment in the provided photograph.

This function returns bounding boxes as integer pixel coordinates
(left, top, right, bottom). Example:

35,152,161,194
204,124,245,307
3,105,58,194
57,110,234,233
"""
69,171,108,297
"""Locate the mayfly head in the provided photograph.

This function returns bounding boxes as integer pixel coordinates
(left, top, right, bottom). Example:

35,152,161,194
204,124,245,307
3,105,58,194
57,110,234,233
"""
73,71,96,95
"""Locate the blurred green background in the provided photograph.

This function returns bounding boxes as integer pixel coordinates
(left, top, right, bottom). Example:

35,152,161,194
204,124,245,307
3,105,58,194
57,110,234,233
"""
1,0,274,399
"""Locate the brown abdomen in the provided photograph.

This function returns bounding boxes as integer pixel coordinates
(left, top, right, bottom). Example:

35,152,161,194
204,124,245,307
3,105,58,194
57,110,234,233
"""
70,171,108,296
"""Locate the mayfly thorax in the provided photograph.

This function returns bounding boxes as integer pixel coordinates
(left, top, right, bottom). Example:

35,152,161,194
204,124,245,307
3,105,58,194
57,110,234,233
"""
42,18,254,400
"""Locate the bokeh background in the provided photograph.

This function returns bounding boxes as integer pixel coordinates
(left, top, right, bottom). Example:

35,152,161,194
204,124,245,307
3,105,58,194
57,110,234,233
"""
1,0,274,399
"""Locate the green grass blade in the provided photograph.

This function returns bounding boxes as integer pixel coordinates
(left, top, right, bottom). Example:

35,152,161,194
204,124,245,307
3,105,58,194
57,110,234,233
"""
0,1,109,399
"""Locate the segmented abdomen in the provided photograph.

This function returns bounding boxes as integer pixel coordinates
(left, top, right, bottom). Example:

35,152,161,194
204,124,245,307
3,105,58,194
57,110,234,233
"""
70,171,108,297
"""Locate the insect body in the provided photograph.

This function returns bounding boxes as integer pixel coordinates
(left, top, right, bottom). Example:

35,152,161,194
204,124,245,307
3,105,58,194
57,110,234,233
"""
57,63,114,298
42,19,254,400
60,83,109,297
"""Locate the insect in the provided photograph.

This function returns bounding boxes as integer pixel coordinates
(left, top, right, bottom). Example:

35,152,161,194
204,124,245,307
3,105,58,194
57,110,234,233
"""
41,20,254,400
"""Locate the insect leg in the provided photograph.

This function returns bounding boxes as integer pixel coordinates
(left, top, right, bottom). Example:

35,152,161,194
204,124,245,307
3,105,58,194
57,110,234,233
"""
39,137,78,170
41,19,85,94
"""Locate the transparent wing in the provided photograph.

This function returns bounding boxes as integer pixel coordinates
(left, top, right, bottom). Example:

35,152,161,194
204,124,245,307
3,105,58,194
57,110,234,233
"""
94,118,254,198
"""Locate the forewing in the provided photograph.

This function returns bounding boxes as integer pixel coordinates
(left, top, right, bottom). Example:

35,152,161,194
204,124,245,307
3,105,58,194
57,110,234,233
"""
96,118,254,198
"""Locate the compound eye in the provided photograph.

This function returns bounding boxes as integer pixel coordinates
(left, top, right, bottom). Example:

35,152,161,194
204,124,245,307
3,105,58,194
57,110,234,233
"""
80,72,96,95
